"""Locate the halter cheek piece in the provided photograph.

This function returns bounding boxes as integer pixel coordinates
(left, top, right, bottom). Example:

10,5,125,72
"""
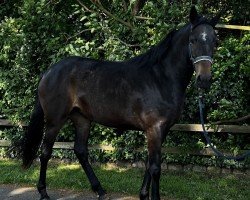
189,23,213,66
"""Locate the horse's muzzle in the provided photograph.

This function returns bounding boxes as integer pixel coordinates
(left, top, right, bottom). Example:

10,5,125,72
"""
196,74,212,89
195,61,212,89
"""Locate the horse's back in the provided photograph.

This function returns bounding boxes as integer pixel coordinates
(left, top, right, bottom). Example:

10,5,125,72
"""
37,56,138,126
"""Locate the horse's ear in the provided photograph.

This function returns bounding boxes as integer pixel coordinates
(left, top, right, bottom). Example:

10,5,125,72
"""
189,5,199,24
210,12,222,27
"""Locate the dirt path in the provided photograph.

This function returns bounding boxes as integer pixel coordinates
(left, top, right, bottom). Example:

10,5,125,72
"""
0,184,138,200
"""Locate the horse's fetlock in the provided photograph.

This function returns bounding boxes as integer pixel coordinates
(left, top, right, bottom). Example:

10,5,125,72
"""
140,191,149,200
92,182,106,196
37,184,46,193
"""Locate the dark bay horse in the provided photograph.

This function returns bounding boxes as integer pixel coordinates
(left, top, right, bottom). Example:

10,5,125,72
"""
21,6,219,200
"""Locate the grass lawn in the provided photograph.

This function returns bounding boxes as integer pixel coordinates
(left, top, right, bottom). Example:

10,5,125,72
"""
0,159,249,200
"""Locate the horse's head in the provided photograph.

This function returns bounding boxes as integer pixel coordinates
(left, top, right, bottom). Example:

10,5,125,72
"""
189,6,220,89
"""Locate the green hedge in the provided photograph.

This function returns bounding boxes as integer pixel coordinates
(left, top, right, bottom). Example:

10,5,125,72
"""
0,0,249,168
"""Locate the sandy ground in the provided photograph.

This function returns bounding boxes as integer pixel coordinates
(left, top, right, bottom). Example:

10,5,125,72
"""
0,184,138,200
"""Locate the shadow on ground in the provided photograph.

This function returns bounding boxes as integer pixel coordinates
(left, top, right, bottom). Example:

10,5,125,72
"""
0,184,138,200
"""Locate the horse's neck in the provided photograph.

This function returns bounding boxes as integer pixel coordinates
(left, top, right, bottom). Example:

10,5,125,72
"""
162,27,194,93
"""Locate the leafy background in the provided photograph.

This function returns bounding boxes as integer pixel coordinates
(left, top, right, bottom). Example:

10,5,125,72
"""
0,0,249,168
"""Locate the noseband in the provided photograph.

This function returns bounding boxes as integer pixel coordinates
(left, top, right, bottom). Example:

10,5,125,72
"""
190,49,213,64
189,23,213,66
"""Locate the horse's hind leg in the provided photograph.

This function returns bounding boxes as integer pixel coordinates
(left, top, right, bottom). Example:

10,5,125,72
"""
37,120,65,200
70,112,106,199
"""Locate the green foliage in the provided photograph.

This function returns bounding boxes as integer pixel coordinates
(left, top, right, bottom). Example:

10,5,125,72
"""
0,0,249,167
207,34,250,122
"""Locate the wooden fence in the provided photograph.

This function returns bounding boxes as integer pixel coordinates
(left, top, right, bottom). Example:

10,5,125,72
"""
0,119,249,157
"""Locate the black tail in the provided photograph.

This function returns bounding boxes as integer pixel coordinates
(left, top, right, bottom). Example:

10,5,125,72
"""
22,96,44,169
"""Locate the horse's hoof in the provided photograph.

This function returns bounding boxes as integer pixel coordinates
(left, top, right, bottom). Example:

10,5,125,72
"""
40,194,50,200
140,194,149,200
40,197,50,200
98,193,110,200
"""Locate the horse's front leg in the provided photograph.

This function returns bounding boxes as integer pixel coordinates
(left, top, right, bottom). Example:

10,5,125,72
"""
140,157,151,200
141,121,167,200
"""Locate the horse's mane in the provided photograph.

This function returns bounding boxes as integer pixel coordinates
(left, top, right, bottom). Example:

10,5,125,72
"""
126,30,176,66
126,17,211,67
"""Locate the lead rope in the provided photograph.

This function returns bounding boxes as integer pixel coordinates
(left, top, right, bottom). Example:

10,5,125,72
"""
198,92,250,161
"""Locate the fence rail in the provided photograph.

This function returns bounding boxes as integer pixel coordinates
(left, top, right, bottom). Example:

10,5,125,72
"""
1,119,250,133
0,140,248,157
216,24,250,31
0,119,249,157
